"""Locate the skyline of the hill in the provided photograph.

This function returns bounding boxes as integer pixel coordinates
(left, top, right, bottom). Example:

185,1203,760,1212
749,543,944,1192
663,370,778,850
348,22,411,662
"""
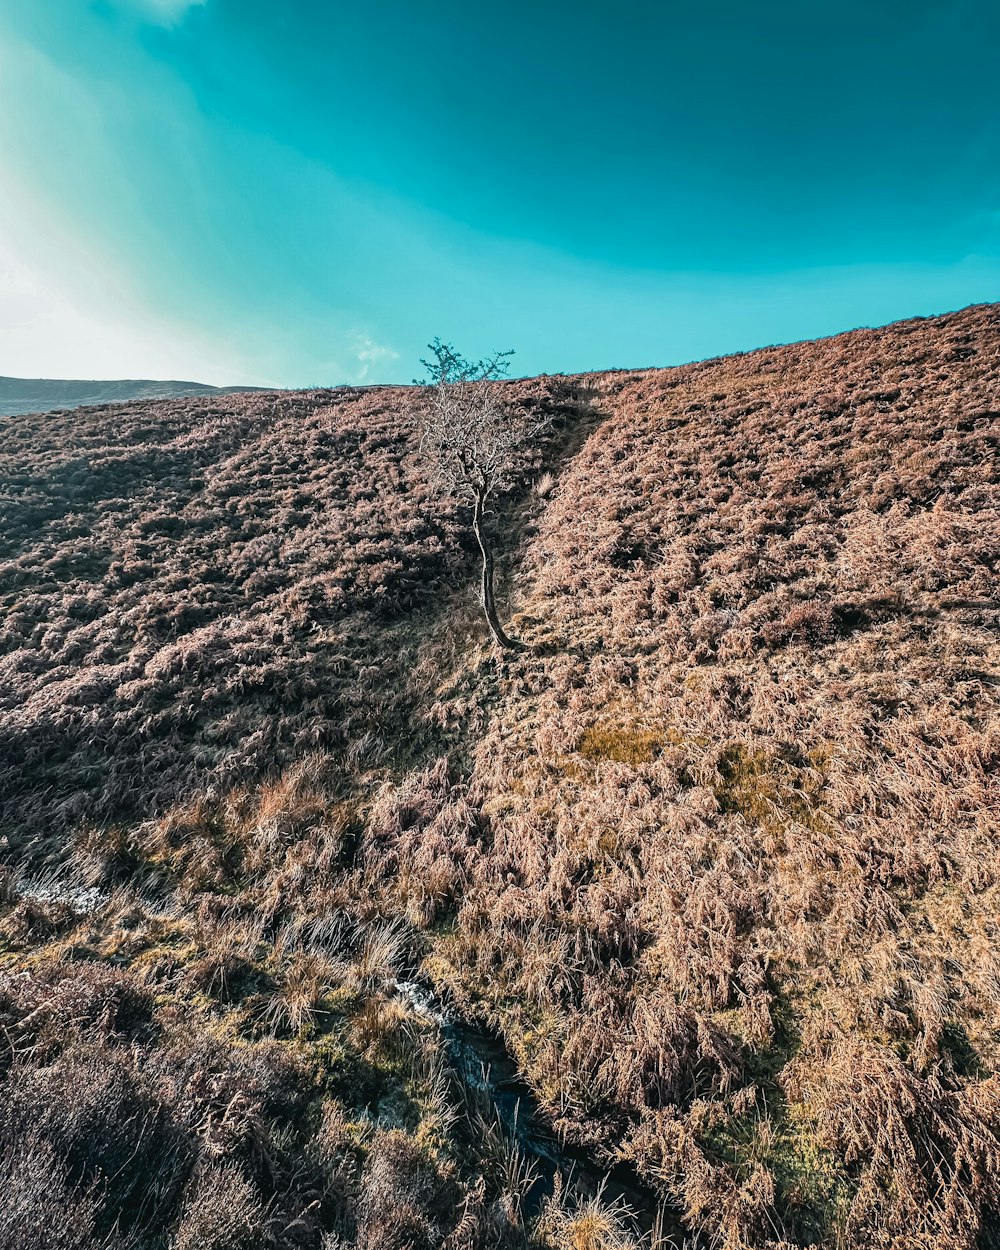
2,298,998,412
0,374,273,418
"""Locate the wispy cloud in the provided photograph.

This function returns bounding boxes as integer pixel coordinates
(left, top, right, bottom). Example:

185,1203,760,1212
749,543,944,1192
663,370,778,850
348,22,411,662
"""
350,333,399,383
121,0,207,26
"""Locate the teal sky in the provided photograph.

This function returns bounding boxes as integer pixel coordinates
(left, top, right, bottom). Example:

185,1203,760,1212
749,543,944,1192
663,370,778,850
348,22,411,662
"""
1,1,998,386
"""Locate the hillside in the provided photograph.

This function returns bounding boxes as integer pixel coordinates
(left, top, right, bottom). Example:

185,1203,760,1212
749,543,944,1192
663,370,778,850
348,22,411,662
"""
1,305,998,1250
0,375,272,418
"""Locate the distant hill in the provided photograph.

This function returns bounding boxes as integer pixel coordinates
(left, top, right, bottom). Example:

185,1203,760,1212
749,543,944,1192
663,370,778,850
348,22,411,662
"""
1,306,998,1249
0,374,271,417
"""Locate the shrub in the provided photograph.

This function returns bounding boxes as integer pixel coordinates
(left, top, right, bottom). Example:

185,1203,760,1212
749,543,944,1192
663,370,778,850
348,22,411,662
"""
0,1133,113,1250
355,1132,464,1250
172,1163,266,1250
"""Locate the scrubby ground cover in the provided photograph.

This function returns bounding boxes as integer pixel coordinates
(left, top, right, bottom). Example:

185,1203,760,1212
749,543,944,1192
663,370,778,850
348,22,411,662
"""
1,306,998,1248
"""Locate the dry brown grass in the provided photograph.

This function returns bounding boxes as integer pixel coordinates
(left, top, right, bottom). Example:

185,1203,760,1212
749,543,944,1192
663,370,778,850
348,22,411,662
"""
418,305,1000,1247
2,305,999,1247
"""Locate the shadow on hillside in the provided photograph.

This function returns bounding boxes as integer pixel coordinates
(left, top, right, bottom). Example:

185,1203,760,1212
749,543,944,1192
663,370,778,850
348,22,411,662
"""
491,376,613,600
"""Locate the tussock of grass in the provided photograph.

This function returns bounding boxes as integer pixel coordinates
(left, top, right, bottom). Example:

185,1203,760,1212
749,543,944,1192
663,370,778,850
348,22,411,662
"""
576,721,665,766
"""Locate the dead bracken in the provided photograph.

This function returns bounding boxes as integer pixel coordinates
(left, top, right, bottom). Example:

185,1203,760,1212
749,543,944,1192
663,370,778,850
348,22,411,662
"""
1,305,999,1249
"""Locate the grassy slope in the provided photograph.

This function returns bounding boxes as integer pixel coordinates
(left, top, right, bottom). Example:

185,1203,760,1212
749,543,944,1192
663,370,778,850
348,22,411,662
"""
1,306,998,1250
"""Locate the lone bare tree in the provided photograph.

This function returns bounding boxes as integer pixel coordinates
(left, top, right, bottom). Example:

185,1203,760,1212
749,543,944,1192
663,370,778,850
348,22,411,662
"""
417,339,552,650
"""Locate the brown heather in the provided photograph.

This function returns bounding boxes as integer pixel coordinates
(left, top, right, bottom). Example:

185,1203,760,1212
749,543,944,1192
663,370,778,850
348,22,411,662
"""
0,305,998,1249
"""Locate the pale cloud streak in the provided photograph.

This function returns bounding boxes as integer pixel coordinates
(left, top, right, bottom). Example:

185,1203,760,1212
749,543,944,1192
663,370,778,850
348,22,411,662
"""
0,24,271,385
0,231,253,383
350,334,400,382
121,0,207,26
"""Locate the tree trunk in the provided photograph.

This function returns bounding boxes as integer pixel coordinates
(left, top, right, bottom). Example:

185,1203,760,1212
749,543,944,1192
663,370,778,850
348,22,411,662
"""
473,488,521,650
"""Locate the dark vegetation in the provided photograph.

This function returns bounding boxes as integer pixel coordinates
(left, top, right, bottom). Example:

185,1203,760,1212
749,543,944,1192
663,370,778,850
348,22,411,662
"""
1,305,998,1248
